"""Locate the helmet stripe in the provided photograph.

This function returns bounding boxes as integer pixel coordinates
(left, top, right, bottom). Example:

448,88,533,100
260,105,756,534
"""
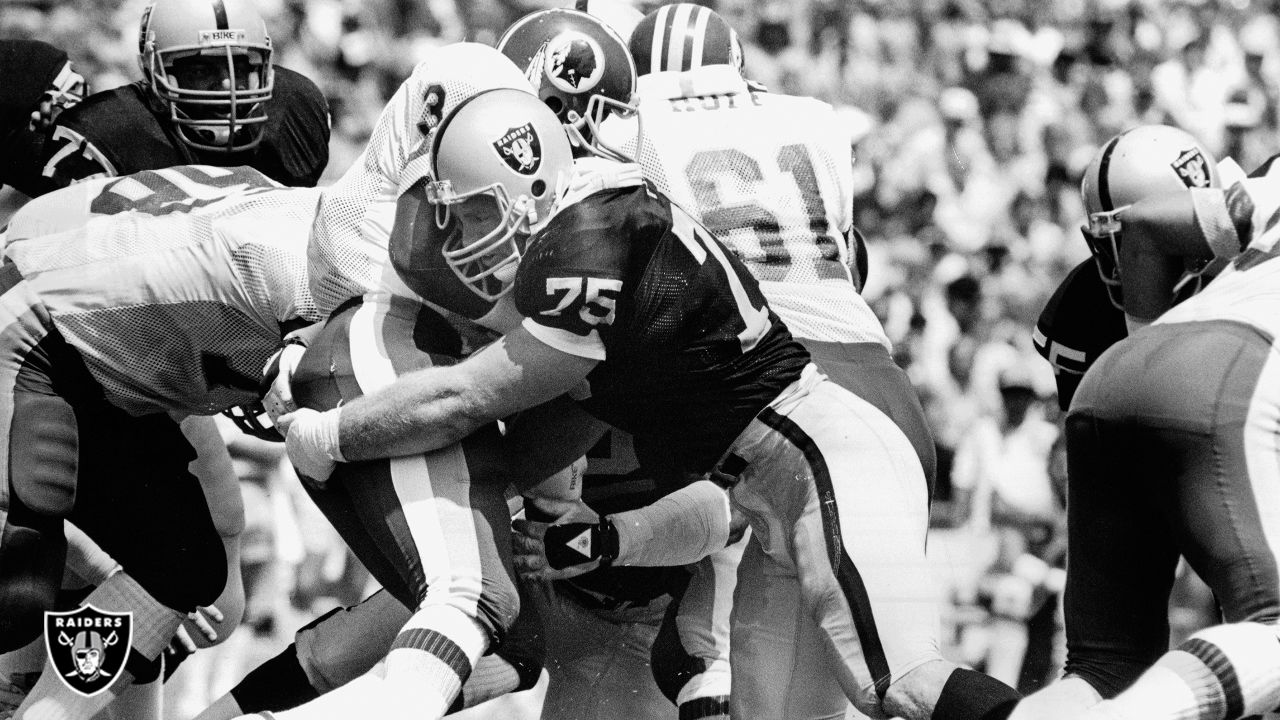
1096,133,1122,212
689,5,711,70
667,4,696,73
211,0,229,30
651,5,671,75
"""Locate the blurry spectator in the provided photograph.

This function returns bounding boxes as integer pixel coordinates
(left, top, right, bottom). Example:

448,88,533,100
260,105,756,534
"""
949,360,1061,687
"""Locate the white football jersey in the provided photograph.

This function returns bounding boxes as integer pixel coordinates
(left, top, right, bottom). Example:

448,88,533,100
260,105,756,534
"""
598,66,889,347
1156,166,1280,338
4,166,322,416
308,43,536,317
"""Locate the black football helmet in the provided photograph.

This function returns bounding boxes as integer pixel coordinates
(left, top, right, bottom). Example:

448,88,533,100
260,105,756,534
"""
498,8,637,159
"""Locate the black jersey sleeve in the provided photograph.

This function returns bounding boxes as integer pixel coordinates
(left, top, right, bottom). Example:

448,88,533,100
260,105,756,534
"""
1034,259,1129,410
513,189,638,359
0,40,71,196
253,67,331,187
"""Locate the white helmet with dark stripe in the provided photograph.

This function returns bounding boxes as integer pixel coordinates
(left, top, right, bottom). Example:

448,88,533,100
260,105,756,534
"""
629,3,744,77
1080,124,1220,309
139,0,273,153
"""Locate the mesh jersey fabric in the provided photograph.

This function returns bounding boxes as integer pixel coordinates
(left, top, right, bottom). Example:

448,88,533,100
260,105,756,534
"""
598,68,888,347
4,166,321,416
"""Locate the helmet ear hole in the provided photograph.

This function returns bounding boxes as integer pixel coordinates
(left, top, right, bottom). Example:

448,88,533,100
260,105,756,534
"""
531,179,547,197
544,95,565,117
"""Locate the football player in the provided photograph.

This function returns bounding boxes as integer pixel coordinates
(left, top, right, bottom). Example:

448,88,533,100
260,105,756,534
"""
1016,126,1280,720
279,79,1020,720
35,0,329,193
0,164,325,720
208,44,597,720
1033,124,1246,410
518,5,939,718
496,9,683,720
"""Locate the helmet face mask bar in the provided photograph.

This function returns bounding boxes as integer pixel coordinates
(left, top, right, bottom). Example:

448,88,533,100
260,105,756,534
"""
140,0,275,153
578,91,642,162
424,178,541,302
222,401,283,441
1082,206,1128,310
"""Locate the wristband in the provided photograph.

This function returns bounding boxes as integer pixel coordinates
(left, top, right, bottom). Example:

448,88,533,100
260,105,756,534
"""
544,519,618,569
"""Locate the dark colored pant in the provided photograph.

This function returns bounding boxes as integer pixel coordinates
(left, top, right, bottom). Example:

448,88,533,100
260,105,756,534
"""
1065,320,1280,697
0,317,224,651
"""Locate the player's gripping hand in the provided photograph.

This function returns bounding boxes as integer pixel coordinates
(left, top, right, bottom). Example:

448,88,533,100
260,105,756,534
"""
279,407,344,487
513,498,608,581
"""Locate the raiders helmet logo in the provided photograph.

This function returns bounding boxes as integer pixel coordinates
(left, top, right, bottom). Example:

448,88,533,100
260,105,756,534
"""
494,123,542,175
44,606,132,697
544,31,605,94
1172,148,1211,188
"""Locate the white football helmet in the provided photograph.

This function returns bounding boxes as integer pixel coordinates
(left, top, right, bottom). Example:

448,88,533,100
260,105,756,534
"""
138,0,274,152
1080,124,1221,309
421,88,575,301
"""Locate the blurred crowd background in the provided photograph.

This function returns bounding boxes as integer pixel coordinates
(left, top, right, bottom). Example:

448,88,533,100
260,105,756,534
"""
2,0,1260,716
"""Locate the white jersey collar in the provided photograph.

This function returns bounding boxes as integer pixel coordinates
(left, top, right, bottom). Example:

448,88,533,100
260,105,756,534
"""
636,65,750,101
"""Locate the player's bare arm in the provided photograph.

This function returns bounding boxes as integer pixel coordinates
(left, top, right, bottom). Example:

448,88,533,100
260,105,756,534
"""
280,324,597,479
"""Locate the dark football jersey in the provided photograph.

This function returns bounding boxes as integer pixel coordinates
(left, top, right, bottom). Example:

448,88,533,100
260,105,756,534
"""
39,66,329,192
1034,259,1128,411
513,183,810,473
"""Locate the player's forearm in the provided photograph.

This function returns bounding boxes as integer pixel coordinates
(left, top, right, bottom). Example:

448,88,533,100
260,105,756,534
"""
610,480,734,567
337,366,490,461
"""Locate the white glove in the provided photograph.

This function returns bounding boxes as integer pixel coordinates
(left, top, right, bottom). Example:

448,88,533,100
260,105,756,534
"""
262,343,308,424
281,407,344,487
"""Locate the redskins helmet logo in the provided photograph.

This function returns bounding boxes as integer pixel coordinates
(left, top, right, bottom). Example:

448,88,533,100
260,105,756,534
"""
494,122,542,175
544,31,605,94
1172,148,1211,188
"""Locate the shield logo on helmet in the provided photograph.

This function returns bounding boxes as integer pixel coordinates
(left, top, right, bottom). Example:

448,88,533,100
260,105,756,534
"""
1172,148,1211,188
44,605,132,697
544,31,604,94
494,123,543,175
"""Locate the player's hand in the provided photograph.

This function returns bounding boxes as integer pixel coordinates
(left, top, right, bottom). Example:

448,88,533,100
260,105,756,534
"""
261,343,307,424
184,604,225,647
281,407,343,487
513,498,609,581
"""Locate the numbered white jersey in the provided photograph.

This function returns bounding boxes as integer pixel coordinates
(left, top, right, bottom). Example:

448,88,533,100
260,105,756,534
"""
4,165,322,416
1157,167,1280,341
308,44,535,318
599,68,888,346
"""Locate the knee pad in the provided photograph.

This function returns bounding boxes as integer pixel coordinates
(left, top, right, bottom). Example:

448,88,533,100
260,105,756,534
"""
9,393,79,516
0,519,66,652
